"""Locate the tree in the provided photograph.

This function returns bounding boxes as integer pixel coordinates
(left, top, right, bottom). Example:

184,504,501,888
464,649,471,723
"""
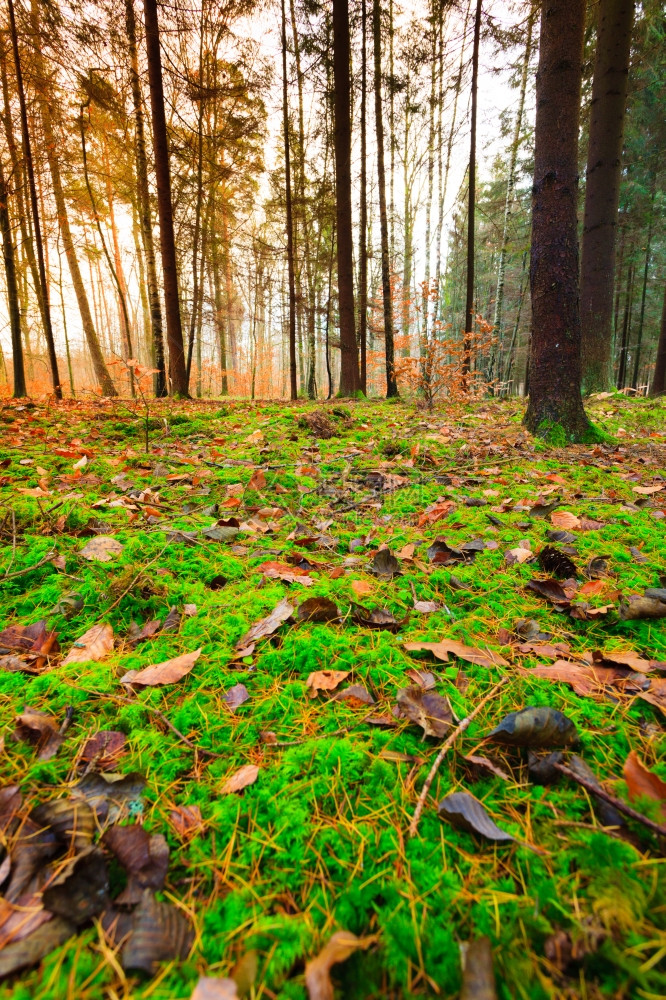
651,283,666,396
579,0,635,392
523,0,593,439
143,0,189,396
0,158,25,396
372,0,397,396
332,0,360,395
281,0,297,399
461,0,482,384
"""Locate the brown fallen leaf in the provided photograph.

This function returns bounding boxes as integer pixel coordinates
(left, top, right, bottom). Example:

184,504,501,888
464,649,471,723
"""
592,649,664,674
297,597,340,623
235,598,294,657
247,469,266,490
79,730,127,771
306,669,350,697
256,561,314,586
169,804,204,841
224,683,250,712
521,661,635,699
404,639,508,669
62,623,114,665
12,710,63,761
120,648,201,687
80,536,124,562
632,484,664,495
103,824,169,904
438,792,515,844
221,764,259,795
121,889,193,974
191,979,239,1000
396,685,453,738
460,936,498,1000
332,684,375,707
623,751,666,820
620,595,666,620
351,579,373,597
462,755,512,782
550,511,580,530
305,930,376,1000
417,500,455,527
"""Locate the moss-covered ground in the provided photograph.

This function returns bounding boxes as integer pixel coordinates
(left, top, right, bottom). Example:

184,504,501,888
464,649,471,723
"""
1,393,666,999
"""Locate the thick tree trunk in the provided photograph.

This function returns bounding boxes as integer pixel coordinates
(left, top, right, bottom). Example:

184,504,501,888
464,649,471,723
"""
7,0,61,397
126,0,167,395
579,0,634,392
143,0,189,396
0,163,26,396
523,0,592,439
650,284,666,397
333,0,360,396
281,0,298,400
462,0,482,383
372,0,397,396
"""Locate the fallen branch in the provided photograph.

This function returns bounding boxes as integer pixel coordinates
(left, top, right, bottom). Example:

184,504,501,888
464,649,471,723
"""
553,761,666,839
408,675,509,838
2,549,56,580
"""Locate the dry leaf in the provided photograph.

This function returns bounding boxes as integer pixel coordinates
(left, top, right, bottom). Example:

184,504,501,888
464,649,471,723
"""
396,685,453,738
623,751,666,819
120,649,201,687
438,792,515,844
417,500,455,527
80,536,124,562
62,623,114,665
247,469,266,490
79,730,127,771
550,510,580,530
224,683,250,712
12,710,63,760
235,598,294,657
305,930,376,1000
169,804,204,840
632,484,664,495
487,706,578,748
306,669,350,697
404,639,508,669
351,580,373,597
221,764,259,794
191,979,239,1000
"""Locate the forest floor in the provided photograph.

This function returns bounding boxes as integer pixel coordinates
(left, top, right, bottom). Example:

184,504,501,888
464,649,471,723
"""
1,393,666,1000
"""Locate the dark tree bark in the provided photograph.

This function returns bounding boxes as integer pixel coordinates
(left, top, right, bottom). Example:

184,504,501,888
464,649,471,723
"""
333,0,360,396
523,0,592,440
616,263,634,390
461,0,482,384
126,0,167,396
650,283,666,397
579,0,634,393
358,0,368,394
143,0,189,396
281,0,297,400
372,0,397,397
7,0,61,397
0,162,25,396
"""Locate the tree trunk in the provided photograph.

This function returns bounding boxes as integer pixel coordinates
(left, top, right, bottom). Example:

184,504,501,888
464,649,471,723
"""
616,263,634,390
372,0,397,396
143,0,189,396
523,0,592,439
7,0,61,397
650,283,666,397
579,0,635,392
186,0,206,382
333,0,360,396
631,192,654,391
126,0,167,395
358,0,368,393
422,4,438,343
0,162,26,396
462,0,482,383
489,7,535,383
281,0,298,400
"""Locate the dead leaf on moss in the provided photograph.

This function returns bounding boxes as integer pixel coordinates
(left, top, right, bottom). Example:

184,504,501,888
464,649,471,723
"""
305,930,377,1000
623,751,666,819
404,639,508,669
79,730,127,771
221,764,259,794
12,710,63,760
486,706,578,748
191,979,239,1000
80,536,124,562
550,511,580,530
224,683,250,712
256,561,313,586
120,888,193,974
332,684,375,707
306,669,349,697
396,685,453,738
120,648,201,687
62,623,113,665
169,804,204,841
438,792,515,845
235,598,294,657
297,597,340,623
352,605,408,632
351,579,373,598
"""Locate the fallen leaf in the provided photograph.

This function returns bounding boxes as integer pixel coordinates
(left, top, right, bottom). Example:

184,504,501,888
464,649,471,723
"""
62,623,114,665
221,764,259,794
351,580,373,597
305,930,376,1000
404,639,508,669
352,605,409,632
121,889,193,974
297,597,340,623
579,580,605,596
369,548,400,580
438,792,515,844
632,484,664,494
460,936,498,1000
417,500,455,527
73,771,146,825
43,847,110,924
191,979,239,1000
235,598,294,657
169,804,204,841
256,561,313,585
405,668,437,689
550,511,580,530
526,578,573,604
620,595,666,620
521,661,635,699
592,649,663,674
224,683,250,712
79,730,127,771
396,685,453,738
306,669,350,697
12,711,63,760
80,536,124,562
623,751,666,820
332,684,375,707
247,469,266,490
505,545,533,566
486,706,578,748
120,649,201,687
462,755,512,782
103,824,169,903
0,917,75,978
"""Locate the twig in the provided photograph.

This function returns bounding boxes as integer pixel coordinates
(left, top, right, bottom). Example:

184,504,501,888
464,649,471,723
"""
408,676,510,838
270,712,376,747
553,761,666,839
104,542,170,613
1,549,56,580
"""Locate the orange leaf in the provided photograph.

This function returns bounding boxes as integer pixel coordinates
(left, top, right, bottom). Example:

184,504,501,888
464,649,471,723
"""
62,623,114,664
550,510,581,530
579,580,605,596
623,751,666,819
221,764,259,794
120,649,201,687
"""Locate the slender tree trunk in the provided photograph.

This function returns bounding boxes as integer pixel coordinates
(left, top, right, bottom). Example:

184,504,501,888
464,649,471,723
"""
372,0,397,397
7,0,61,397
281,0,298,400
462,0,482,383
631,193,654,391
186,0,206,381
358,0,368,393
422,4,438,343
0,162,25,396
523,0,592,439
650,283,666,397
56,232,75,396
104,145,132,361
580,0,635,392
389,0,395,263
490,7,535,383
212,215,228,395
333,0,360,395
143,0,188,395
616,263,634,390
126,0,167,395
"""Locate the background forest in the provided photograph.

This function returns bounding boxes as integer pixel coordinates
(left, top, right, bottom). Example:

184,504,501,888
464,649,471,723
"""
0,0,664,402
